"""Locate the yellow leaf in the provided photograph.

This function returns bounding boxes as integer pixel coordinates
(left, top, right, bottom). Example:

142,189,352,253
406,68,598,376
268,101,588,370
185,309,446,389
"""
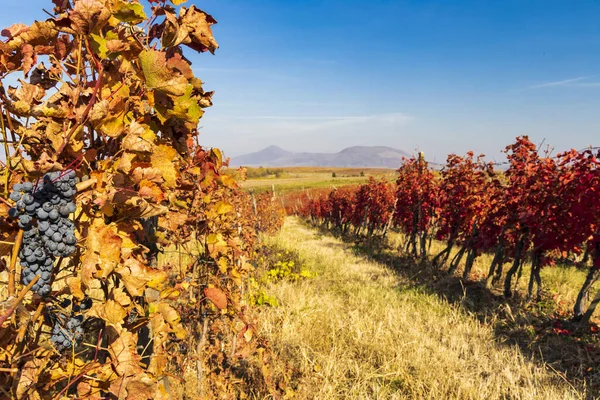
113,0,147,24
217,257,228,274
151,144,178,188
67,277,85,300
159,288,180,300
243,328,253,342
215,200,232,215
81,219,122,288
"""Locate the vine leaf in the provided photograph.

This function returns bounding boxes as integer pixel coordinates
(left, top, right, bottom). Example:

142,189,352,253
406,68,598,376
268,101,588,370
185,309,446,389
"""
150,144,178,188
204,287,227,309
89,299,127,325
138,49,188,96
179,6,219,54
113,0,147,24
69,0,111,35
116,258,167,297
81,220,122,288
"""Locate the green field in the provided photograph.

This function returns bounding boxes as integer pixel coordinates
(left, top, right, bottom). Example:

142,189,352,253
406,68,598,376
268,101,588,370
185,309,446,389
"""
231,167,397,193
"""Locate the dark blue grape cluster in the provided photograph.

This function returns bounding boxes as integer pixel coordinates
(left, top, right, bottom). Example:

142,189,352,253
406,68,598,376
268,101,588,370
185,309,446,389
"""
8,170,78,297
49,298,90,352
51,315,84,351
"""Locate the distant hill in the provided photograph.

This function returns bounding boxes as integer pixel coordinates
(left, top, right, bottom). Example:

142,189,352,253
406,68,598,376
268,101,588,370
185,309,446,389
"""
230,145,411,168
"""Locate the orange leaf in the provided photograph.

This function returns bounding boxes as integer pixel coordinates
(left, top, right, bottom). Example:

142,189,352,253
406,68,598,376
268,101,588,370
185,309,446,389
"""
204,287,227,309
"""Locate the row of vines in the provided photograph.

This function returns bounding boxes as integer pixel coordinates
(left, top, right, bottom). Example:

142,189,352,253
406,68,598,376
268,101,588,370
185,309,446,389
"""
0,0,286,399
286,136,600,322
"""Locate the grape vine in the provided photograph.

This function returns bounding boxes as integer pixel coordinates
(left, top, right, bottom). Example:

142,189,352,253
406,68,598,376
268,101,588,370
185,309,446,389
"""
0,1,285,398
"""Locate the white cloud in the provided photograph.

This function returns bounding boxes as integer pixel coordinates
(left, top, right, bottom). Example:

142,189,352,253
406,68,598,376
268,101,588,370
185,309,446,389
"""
530,76,590,88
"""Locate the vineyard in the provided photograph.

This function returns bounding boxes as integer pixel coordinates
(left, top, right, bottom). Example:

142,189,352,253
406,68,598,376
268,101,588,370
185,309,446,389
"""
0,1,290,399
286,137,600,314
279,138,600,393
1,0,600,399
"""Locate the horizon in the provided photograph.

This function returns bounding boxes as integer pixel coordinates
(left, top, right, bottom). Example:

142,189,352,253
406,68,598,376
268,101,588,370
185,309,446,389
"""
2,1,600,163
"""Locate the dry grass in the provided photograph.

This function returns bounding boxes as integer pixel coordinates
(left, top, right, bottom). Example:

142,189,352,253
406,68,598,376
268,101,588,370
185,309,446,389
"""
257,217,585,399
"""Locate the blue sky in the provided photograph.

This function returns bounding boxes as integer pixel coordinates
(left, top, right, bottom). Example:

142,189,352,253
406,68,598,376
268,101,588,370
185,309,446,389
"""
2,1,600,161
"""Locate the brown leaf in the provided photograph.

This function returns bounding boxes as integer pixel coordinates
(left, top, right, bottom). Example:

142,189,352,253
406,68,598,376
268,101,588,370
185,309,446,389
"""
131,164,163,184
16,358,47,399
157,302,186,339
138,49,188,96
21,152,62,175
161,10,188,49
1,23,30,39
106,325,144,377
70,0,112,34
7,21,58,51
158,212,187,232
21,44,36,76
179,6,219,54
67,277,85,300
204,287,227,309
116,152,137,174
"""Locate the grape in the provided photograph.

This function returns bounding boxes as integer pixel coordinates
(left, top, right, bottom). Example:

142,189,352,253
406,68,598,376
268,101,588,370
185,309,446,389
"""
38,220,50,232
80,297,92,310
39,285,51,297
59,298,72,308
50,313,84,352
9,171,78,296
8,207,18,218
22,194,34,205
19,214,32,226
37,209,49,220
65,234,77,245
66,202,77,213
48,209,59,221
9,191,21,201
52,232,62,242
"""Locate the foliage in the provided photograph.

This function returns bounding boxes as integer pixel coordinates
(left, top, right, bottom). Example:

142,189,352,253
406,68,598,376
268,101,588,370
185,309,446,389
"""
254,191,286,235
247,245,314,308
0,1,285,398
287,137,600,320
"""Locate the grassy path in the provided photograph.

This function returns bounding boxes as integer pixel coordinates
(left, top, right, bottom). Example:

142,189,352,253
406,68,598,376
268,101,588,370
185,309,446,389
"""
258,218,584,399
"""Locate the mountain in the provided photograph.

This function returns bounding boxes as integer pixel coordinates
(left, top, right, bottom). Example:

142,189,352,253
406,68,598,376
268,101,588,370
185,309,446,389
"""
229,145,411,168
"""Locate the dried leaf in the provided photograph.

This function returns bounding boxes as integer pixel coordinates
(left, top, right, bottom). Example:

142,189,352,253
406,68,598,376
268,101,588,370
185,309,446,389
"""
204,287,227,309
150,144,178,188
139,49,188,96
